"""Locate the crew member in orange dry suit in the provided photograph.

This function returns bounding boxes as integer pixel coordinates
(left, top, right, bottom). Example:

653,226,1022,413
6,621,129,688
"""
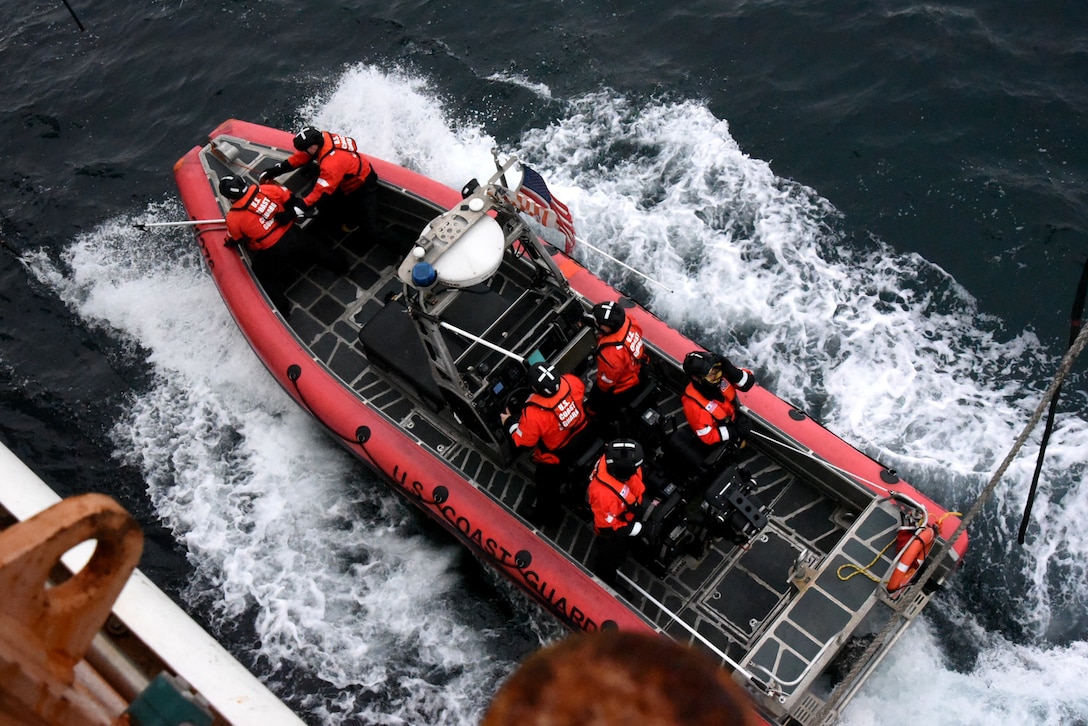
220,175,347,317
501,363,593,526
681,350,756,449
587,300,650,431
587,438,646,586
259,127,381,238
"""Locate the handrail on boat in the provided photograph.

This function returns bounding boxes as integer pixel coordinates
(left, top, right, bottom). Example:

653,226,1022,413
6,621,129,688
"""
440,321,525,363
617,568,841,704
747,637,839,689
443,285,542,368
615,573,783,700
746,429,929,524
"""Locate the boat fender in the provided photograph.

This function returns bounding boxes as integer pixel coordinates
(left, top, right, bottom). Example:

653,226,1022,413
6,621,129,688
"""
886,525,936,593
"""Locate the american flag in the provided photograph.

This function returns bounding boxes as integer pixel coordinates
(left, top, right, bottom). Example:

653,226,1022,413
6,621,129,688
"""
513,165,577,254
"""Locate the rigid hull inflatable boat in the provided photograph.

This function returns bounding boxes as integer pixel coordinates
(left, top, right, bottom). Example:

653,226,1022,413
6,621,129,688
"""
174,120,967,726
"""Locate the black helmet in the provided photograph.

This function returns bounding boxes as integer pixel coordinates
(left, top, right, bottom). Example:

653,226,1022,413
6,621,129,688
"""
604,438,644,481
683,351,716,379
528,363,561,396
218,175,248,200
592,301,626,330
293,127,323,151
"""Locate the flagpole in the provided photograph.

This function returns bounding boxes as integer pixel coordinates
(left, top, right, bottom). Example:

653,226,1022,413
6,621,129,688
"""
492,158,672,292
576,239,675,293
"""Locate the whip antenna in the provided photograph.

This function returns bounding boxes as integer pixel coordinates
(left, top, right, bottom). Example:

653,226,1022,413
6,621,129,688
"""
1018,255,1088,544
60,0,85,31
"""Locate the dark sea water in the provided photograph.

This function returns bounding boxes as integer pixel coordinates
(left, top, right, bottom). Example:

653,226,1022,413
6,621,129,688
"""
2,2,1087,724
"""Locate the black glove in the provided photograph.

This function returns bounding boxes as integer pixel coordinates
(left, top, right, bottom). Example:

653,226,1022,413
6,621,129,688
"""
224,237,241,249
275,198,311,224
719,356,756,392
717,420,739,444
291,197,315,218
258,160,291,183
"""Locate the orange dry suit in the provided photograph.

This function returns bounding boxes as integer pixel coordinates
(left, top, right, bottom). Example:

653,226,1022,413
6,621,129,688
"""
587,455,645,533
595,316,648,395
681,367,752,446
224,183,295,250
509,374,588,464
284,131,373,208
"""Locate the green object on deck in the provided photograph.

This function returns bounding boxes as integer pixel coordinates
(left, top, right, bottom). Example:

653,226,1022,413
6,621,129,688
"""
125,673,213,726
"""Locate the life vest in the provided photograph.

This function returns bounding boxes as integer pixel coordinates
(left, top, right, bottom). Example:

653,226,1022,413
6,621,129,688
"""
595,317,646,394
301,132,372,204
225,184,292,250
681,380,737,445
587,456,645,532
315,132,364,171
510,375,588,464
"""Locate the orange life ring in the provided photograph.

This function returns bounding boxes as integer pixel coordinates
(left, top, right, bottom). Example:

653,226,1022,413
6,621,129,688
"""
886,526,935,592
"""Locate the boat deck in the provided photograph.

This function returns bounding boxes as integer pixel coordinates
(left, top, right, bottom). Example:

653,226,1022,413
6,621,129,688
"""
277,197,904,708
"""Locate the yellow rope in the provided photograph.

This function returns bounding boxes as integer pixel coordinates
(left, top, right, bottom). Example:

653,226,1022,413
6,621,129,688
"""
837,538,899,583
936,511,963,527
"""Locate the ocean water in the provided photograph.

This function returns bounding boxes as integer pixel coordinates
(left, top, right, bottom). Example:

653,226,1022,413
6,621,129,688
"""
2,2,1087,724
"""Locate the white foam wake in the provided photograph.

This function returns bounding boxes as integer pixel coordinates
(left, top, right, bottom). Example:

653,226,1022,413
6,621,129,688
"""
27,196,525,723
25,64,1088,723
